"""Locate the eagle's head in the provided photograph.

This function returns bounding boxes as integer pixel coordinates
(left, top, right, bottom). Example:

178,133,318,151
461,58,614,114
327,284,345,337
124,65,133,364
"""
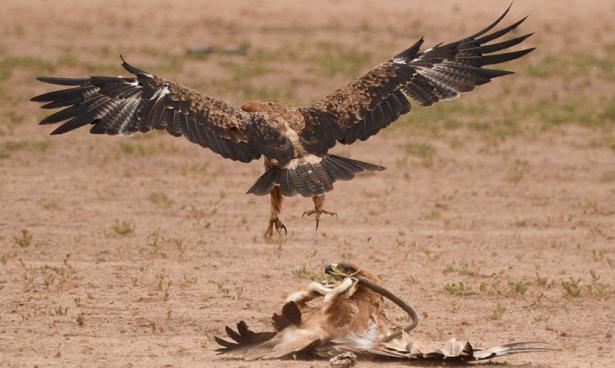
324,262,380,283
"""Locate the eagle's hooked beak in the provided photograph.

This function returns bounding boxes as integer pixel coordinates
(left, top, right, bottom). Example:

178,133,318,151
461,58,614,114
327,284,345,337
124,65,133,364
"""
325,263,348,279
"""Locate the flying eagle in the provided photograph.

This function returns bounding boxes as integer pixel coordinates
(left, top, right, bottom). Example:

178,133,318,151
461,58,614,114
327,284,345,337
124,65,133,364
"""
215,262,550,362
31,6,533,237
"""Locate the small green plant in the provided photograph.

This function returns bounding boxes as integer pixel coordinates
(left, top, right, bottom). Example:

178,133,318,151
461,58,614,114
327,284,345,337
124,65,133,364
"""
54,306,69,316
115,141,178,156
535,273,550,287
509,281,529,295
419,210,441,221
2,140,51,158
291,265,320,280
458,263,477,277
215,281,231,298
445,282,474,296
403,142,436,167
507,159,529,183
562,278,582,297
180,162,209,176
479,282,488,292
181,274,198,288
310,42,372,77
592,248,607,261
155,274,173,301
586,271,611,297
490,303,506,320
15,230,33,248
111,220,135,236
148,192,174,208
443,262,476,277
443,263,456,274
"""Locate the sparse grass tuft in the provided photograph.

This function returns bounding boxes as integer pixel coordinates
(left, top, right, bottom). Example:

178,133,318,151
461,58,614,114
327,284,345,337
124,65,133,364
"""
445,282,474,296
1,139,51,158
559,273,611,298
111,220,135,236
53,305,69,316
15,230,33,248
155,274,173,301
490,303,506,320
180,162,209,176
310,42,372,77
561,278,582,297
291,265,320,280
419,210,440,221
115,141,179,157
0,56,55,81
19,254,81,291
524,53,615,80
469,118,520,144
535,273,552,287
443,263,456,275
224,60,270,81
444,262,477,277
586,271,611,297
509,280,529,295
215,281,231,298
506,159,529,184
403,142,436,167
148,192,174,208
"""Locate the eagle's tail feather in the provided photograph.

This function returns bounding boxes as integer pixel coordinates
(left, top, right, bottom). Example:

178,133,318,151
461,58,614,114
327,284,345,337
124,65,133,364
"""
246,155,385,197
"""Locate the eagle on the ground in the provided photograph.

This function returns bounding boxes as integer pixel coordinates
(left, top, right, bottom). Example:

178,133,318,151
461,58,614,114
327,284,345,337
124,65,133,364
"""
215,262,551,362
32,6,533,237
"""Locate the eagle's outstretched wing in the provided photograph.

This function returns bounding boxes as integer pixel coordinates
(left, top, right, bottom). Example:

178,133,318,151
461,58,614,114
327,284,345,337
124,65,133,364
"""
31,58,294,163
298,5,534,155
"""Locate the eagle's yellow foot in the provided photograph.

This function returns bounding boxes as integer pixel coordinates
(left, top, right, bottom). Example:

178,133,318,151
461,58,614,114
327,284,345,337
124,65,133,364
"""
264,217,287,239
302,209,337,231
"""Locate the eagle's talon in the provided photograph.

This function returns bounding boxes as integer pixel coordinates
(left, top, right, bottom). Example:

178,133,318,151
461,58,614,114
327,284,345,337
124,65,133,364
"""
264,218,287,239
302,208,337,231
279,221,288,236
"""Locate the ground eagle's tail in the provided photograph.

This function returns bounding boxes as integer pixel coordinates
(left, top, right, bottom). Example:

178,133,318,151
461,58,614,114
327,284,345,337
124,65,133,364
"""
247,154,384,197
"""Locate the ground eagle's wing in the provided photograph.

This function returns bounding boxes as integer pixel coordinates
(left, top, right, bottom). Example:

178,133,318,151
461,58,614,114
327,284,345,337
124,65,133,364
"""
298,6,534,155
31,58,294,163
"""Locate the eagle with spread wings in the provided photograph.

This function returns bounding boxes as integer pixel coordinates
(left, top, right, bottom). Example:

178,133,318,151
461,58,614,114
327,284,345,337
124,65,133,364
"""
215,262,550,362
32,6,533,237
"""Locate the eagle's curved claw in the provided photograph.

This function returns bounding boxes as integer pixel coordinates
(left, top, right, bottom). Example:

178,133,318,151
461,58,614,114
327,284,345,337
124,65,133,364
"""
302,209,337,231
265,218,287,239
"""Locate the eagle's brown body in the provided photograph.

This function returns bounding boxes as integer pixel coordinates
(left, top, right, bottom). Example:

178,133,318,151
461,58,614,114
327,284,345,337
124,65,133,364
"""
215,263,551,362
32,6,533,237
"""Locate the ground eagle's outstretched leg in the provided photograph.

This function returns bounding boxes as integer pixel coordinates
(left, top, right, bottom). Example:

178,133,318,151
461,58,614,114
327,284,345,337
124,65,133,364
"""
265,186,287,239
302,195,337,230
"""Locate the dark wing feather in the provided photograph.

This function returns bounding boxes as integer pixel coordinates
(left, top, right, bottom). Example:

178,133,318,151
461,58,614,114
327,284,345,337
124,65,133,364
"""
215,321,276,354
32,58,294,163
299,6,533,155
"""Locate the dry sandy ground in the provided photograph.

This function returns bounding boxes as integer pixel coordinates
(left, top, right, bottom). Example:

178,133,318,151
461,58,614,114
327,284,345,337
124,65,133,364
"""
1,1,614,367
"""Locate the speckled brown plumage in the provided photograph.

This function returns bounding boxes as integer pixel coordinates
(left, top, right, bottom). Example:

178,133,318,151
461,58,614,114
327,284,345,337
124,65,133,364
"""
31,6,533,235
